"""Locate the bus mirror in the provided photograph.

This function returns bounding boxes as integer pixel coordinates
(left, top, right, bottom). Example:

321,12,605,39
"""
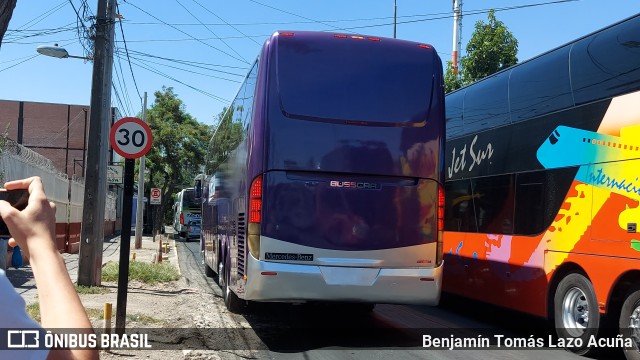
194,179,202,199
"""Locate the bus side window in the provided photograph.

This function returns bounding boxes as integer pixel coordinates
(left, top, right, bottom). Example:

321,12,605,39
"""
514,167,578,236
514,172,546,235
470,175,515,235
445,179,477,233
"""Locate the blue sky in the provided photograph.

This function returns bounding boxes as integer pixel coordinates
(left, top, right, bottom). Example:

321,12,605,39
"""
1,0,640,127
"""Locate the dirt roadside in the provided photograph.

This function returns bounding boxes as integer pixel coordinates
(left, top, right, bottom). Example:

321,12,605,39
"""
75,237,263,360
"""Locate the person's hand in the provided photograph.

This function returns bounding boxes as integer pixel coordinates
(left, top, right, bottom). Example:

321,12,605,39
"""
0,177,57,259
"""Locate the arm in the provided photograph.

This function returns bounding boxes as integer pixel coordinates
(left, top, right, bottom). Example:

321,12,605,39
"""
0,177,99,360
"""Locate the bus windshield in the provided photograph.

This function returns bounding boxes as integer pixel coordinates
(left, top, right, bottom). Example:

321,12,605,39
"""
276,34,435,124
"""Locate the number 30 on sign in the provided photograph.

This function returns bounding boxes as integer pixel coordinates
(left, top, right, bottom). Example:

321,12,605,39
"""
110,117,153,159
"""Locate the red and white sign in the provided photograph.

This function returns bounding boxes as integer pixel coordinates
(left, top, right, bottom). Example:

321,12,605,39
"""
110,117,153,159
150,188,161,205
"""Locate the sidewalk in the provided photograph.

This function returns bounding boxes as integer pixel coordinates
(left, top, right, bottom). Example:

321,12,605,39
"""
6,233,178,305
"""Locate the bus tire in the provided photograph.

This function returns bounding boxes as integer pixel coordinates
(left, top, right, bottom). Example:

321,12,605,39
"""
619,285,640,360
220,260,246,314
553,273,601,356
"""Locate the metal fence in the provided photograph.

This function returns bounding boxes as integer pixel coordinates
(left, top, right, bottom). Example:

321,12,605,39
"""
0,139,117,251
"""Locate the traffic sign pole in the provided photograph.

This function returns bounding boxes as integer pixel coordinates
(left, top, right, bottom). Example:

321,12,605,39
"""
115,157,134,335
109,117,153,335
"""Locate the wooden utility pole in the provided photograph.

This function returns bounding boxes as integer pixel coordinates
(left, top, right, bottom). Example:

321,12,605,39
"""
0,0,17,50
78,0,116,286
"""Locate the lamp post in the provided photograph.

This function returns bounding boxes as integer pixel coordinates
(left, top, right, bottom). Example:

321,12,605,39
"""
37,0,116,286
36,45,93,60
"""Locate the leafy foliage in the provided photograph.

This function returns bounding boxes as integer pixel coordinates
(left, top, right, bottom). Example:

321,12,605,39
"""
461,9,518,83
444,9,518,93
205,106,244,174
444,61,464,94
143,87,212,230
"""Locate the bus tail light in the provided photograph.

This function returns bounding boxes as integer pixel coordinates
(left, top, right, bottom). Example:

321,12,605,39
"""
248,175,263,259
179,212,184,225
436,184,444,267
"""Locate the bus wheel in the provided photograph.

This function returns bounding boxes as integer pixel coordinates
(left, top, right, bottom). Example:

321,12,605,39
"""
554,273,600,355
220,260,246,314
619,286,640,360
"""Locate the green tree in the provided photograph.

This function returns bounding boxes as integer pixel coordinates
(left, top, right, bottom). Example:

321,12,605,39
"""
444,9,518,93
461,9,518,84
444,61,464,93
143,87,212,233
205,106,244,174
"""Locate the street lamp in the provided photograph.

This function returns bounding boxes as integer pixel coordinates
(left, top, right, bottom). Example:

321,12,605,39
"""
36,45,92,60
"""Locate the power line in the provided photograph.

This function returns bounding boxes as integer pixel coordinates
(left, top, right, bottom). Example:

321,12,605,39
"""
190,0,261,46
174,0,248,62
14,1,68,31
115,2,142,106
114,34,268,43
115,50,242,83
115,53,230,104
123,49,247,74
339,0,581,31
122,2,250,64
246,0,354,33
121,11,460,27
68,0,93,57
112,49,135,115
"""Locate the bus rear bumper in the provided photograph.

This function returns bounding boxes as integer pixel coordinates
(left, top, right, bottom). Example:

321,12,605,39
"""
243,258,442,305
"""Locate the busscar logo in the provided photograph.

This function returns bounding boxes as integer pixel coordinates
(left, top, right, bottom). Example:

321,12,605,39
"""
329,181,380,190
8,330,40,348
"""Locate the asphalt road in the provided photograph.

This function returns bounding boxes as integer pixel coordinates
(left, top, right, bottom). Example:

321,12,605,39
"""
176,239,624,360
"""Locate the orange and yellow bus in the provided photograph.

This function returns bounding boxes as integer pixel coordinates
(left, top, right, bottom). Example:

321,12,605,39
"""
443,14,640,358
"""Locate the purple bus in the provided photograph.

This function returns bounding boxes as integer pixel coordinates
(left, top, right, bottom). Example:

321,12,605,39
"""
195,31,445,313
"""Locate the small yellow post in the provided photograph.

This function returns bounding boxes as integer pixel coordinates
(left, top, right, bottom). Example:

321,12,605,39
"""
157,238,163,263
104,303,112,334
132,252,136,261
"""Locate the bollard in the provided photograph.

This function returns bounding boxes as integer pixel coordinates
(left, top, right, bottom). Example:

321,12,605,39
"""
157,238,163,263
104,303,112,334
132,252,136,261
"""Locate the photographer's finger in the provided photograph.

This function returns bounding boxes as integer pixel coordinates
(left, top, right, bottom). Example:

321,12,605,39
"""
0,199,20,221
5,177,48,204
3,176,39,190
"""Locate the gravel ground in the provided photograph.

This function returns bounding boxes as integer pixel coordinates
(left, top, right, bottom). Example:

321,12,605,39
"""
74,238,264,360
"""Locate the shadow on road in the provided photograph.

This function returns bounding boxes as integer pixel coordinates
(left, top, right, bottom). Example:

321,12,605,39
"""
243,301,421,352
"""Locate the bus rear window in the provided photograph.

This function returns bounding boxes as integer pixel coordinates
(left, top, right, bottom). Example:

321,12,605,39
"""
183,190,199,209
276,35,436,124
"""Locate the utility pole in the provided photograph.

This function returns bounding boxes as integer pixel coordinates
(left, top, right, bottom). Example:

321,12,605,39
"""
134,92,147,249
78,0,116,286
452,0,463,75
393,0,397,38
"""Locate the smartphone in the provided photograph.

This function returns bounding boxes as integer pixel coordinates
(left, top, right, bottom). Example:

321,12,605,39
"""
0,189,29,236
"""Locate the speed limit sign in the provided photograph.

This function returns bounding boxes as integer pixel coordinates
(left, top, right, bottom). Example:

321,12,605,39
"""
110,117,153,159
